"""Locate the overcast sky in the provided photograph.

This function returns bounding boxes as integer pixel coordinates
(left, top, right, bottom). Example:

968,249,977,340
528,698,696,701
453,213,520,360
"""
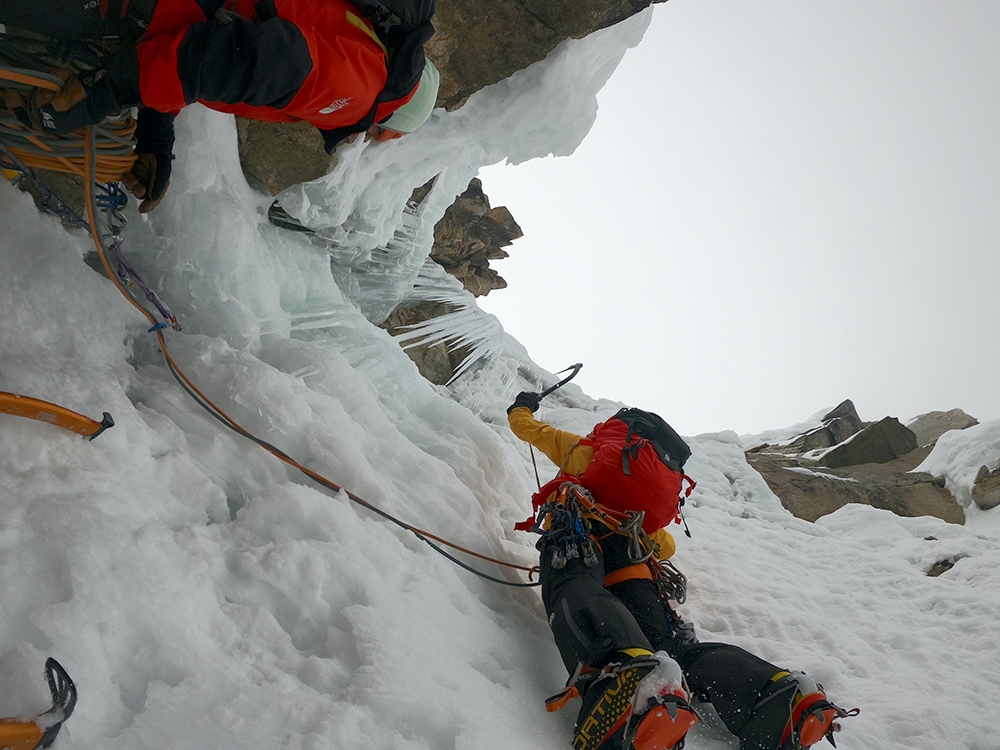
478,0,1000,438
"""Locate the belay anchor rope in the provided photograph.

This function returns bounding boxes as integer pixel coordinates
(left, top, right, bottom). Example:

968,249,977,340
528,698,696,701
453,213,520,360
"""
0,30,542,587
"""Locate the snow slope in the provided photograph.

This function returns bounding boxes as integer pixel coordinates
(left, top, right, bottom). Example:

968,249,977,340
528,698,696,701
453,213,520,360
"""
2,11,999,750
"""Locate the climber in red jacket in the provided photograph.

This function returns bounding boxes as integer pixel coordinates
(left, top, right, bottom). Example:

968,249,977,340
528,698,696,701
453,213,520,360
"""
1,0,439,211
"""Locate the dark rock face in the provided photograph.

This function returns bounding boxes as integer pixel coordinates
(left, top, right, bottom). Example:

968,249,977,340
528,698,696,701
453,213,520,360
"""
751,400,867,455
380,301,471,386
429,0,659,110
819,417,918,469
235,119,335,197
821,399,866,445
906,409,979,447
796,400,866,454
430,178,521,297
747,405,972,525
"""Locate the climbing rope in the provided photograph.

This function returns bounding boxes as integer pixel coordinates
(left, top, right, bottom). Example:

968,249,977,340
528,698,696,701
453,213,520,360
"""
0,32,137,182
1,29,542,587
74,130,540,586
72,130,540,589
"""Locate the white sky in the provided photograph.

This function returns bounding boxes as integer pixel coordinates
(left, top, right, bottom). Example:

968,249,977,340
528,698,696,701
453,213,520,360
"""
478,0,1000,438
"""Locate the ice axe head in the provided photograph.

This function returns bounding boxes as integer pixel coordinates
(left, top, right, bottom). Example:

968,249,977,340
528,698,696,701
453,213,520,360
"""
0,659,77,750
538,363,583,400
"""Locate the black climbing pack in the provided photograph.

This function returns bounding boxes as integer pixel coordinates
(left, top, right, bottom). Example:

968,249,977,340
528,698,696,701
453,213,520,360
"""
614,408,691,474
318,0,436,152
348,0,435,48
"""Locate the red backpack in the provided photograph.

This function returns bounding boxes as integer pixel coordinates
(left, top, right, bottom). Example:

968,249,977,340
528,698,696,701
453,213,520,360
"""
575,411,695,534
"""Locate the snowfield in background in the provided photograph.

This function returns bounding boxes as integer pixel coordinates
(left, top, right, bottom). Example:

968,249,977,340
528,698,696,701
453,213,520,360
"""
2,10,999,750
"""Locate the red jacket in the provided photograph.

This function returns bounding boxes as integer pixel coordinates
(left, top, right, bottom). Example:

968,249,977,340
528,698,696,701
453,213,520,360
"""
137,0,413,131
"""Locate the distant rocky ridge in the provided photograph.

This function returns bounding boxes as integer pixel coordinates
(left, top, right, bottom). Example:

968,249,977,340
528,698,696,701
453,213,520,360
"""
746,400,987,524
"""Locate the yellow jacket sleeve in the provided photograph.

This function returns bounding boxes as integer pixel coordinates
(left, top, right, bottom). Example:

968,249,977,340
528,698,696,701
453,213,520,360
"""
507,407,593,475
649,528,676,560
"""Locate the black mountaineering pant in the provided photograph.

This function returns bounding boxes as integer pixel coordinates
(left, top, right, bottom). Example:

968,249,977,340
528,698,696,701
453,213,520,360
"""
541,523,806,749
673,643,796,750
539,532,652,673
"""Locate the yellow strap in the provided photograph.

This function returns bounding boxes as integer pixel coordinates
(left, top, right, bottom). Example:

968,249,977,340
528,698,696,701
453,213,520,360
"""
345,11,387,54
771,671,792,682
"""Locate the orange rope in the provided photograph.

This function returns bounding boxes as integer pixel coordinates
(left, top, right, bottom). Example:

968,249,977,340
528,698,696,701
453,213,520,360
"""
0,68,136,182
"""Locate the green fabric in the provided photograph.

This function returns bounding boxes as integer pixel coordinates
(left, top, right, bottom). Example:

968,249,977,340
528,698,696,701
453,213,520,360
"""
380,59,439,133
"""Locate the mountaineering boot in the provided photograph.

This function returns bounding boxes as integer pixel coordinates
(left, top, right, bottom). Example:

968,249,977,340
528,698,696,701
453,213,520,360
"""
748,670,857,750
777,672,840,748
572,649,696,750
627,651,698,750
572,649,658,750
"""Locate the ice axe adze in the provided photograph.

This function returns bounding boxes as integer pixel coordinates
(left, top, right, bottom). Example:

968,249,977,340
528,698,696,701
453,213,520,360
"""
0,658,77,750
524,363,582,491
538,363,583,401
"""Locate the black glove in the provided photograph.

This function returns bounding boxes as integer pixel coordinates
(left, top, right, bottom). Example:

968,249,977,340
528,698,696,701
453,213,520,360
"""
122,108,175,213
34,51,140,134
507,391,541,414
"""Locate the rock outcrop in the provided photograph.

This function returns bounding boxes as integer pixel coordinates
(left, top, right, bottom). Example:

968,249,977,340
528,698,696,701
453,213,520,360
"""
819,417,918,469
428,0,659,111
906,409,979,447
765,400,867,455
972,464,1000,511
747,448,963,524
747,404,973,524
429,178,521,297
380,301,469,386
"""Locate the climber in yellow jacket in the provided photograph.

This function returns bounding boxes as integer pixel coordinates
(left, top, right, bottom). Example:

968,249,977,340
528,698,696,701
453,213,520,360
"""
507,392,856,750
507,392,697,750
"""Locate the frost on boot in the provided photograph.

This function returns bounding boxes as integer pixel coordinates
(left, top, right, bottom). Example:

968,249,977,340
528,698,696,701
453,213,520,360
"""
572,655,653,750
626,652,698,750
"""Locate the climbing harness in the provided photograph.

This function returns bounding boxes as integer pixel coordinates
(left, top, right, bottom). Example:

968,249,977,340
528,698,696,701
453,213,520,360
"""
0,391,113,439
528,482,600,571
0,658,77,750
523,480,660,571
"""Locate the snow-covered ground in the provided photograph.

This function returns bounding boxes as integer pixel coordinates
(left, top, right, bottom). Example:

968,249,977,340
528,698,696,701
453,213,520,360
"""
2,10,999,750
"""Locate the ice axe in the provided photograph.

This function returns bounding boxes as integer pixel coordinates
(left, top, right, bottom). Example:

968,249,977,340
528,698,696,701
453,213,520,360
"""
522,364,582,490
538,363,583,401
0,658,77,750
